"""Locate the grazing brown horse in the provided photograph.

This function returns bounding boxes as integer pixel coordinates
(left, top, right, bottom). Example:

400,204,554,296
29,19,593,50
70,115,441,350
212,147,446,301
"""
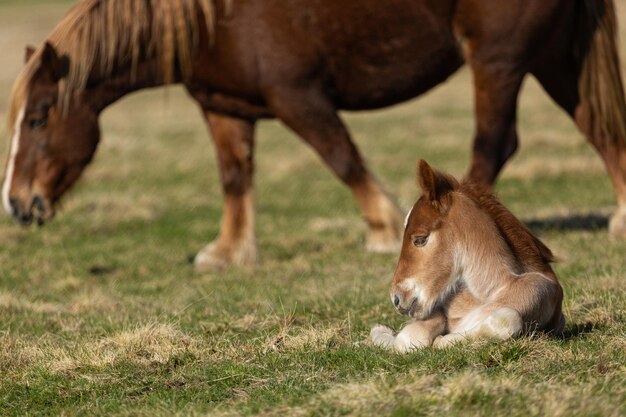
370,160,564,352
3,0,626,270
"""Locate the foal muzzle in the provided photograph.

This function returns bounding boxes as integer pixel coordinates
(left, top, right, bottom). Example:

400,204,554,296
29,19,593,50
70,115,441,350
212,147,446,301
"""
392,293,419,317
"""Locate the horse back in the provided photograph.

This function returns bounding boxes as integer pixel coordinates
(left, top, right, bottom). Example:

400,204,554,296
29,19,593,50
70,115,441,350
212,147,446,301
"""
190,0,463,111
189,0,572,115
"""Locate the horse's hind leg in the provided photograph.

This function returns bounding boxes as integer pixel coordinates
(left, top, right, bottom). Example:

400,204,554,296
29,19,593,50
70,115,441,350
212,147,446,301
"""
449,272,561,343
194,111,257,270
533,63,626,238
267,87,404,252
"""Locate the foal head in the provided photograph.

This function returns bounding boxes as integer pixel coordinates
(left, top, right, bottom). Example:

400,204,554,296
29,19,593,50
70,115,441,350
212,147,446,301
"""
390,160,461,319
3,43,100,225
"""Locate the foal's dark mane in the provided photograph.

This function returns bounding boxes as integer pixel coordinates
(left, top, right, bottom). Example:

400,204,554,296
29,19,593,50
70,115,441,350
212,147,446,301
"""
460,182,555,273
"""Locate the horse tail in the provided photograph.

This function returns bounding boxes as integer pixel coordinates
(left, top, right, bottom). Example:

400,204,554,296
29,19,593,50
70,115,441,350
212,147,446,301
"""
576,0,626,145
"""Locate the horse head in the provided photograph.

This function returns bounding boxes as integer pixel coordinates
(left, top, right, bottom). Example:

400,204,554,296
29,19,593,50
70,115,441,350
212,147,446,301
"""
3,42,100,225
391,160,461,320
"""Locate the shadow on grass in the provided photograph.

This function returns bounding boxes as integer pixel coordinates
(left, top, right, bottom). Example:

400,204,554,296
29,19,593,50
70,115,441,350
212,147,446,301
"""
524,213,609,233
560,321,598,341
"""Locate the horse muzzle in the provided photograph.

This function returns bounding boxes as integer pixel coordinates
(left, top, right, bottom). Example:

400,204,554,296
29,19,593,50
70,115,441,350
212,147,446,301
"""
9,194,55,226
392,293,420,317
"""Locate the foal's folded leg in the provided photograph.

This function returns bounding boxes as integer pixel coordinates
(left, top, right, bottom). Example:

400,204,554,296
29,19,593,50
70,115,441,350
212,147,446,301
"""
370,313,446,353
475,307,524,340
369,324,396,349
393,318,446,353
437,307,524,348
432,332,468,348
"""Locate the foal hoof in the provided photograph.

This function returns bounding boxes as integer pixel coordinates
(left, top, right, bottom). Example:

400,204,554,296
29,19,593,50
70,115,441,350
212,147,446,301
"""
369,324,396,349
609,208,626,239
194,240,258,272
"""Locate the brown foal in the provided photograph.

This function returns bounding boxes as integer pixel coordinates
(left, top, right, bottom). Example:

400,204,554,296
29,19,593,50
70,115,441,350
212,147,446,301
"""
371,160,564,352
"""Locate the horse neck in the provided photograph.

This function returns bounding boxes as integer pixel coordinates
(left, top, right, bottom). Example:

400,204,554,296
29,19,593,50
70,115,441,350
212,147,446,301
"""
447,195,519,299
81,58,177,113
47,0,208,113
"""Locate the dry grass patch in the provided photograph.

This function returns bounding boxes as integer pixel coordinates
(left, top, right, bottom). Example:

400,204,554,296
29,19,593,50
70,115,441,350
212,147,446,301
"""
268,369,625,417
0,333,46,378
565,291,625,328
51,276,83,292
265,324,350,353
50,323,200,375
0,291,64,314
0,288,119,315
67,288,120,314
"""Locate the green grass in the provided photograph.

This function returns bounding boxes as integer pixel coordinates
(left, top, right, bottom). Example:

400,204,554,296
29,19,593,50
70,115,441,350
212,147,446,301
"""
0,1,625,416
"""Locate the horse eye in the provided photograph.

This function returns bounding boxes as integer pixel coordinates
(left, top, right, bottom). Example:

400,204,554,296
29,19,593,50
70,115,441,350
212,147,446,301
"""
412,235,429,247
29,117,47,130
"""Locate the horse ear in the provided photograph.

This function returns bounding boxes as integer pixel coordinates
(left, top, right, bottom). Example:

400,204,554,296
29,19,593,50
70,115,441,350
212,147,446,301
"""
25,45,36,64
39,42,69,81
417,159,458,203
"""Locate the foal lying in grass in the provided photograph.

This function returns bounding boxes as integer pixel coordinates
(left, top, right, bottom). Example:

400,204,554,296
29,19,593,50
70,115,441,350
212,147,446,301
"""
371,160,565,353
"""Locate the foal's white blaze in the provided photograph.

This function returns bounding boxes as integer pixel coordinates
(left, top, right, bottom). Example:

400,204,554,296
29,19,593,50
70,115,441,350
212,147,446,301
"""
2,106,25,215
403,207,413,228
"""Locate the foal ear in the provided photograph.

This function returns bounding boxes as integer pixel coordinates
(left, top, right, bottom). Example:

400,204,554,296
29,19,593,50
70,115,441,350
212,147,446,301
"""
24,45,36,64
39,42,69,81
417,159,459,203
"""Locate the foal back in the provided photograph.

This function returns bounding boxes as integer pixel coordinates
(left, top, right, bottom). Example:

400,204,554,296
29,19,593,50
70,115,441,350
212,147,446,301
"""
449,183,565,335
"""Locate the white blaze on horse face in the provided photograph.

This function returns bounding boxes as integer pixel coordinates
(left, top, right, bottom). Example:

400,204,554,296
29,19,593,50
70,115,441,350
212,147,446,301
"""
2,106,26,215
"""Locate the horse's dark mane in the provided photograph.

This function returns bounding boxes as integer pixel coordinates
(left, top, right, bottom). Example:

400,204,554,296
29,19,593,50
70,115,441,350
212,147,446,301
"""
10,0,230,123
459,182,555,272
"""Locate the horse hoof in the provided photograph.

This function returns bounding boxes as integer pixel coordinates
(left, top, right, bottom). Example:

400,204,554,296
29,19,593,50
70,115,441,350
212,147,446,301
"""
364,192,404,253
609,208,626,239
194,240,258,271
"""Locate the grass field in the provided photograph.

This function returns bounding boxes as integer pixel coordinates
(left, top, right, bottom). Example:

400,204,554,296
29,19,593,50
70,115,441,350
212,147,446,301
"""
0,1,625,416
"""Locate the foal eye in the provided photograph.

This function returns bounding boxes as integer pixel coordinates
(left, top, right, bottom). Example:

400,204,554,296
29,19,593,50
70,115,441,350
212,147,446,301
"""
412,235,429,247
29,117,47,130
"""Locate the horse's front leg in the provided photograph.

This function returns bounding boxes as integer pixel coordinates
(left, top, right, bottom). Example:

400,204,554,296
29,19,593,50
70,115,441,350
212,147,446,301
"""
194,111,258,271
370,313,446,353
